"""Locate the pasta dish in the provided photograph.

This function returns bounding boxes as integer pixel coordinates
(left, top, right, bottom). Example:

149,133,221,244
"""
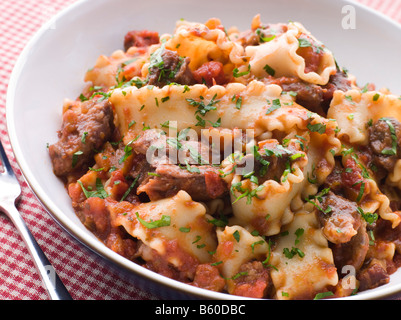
48,15,401,299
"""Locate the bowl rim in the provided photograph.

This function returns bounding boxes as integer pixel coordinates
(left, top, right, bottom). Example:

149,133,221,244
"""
5,0,401,300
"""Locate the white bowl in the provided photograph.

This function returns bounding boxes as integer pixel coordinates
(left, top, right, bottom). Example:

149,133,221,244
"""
6,0,401,300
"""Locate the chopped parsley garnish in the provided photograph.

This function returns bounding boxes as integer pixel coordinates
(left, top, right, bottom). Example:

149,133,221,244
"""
72,150,83,168
298,38,312,48
255,28,276,43
207,213,228,228
235,96,243,110
283,246,305,259
120,175,140,202
232,271,249,280
251,240,265,253
298,37,324,53
78,178,108,199
361,83,369,93
186,93,220,116
305,187,332,214
263,64,276,76
179,160,201,174
91,91,112,102
195,115,206,127
294,228,304,245
128,120,136,129
354,180,365,203
135,212,171,229
379,118,398,156
357,207,378,225
161,96,170,103
372,93,380,101
79,94,88,102
148,43,166,71
230,180,265,205
314,291,334,300
208,117,222,128
307,122,326,134
262,239,277,270
233,64,251,78
233,230,240,242
81,132,88,143
166,137,183,151
119,142,133,164
266,98,281,115
307,164,318,184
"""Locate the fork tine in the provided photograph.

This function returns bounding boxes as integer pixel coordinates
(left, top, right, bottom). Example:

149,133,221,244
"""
0,139,15,175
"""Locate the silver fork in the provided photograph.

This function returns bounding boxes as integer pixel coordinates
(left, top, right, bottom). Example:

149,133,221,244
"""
0,139,72,300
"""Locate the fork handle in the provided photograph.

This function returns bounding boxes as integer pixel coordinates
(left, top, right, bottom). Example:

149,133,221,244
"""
3,204,72,300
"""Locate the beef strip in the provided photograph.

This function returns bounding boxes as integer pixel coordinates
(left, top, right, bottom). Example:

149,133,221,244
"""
264,70,351,116
317,192,363,244
130,129,228,201
237,140,302,184
137,164,227,201
316,192,369,274
321,70,352,107
124,30,159,51
323,156,370,203
323,159,344,195
236,23,288,48
230,261,272,298
368,117,401,180
191,264,226,292
147,49,195,87
374,218,401,254
49,99,114,178
76,196,138,260
357,258,390,291
330,224,370,275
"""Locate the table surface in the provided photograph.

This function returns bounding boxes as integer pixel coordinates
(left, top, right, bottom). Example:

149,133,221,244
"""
0,0,401,300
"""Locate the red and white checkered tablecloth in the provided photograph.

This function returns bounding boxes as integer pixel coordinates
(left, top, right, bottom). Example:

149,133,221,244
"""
0,0,401,300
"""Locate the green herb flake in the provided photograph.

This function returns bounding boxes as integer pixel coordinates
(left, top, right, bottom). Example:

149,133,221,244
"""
357,207,378,225
72,151,83,168
81,132,88,144
314,291,334,300
379,118,397,156
307,122,326,134
233,230,240,242
235,96,243,110
77,178,108,199
265,98,281,115
135,212,171,229
263,64,276,76
283,247,305,259
373,93,380,101
128,120,136,129
186,93,220,116
120,175,140,202
233,64,251,78
161,96,170,103
251,240,265,253
298,37,312,48
294,228,304,245
79,94,88,102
